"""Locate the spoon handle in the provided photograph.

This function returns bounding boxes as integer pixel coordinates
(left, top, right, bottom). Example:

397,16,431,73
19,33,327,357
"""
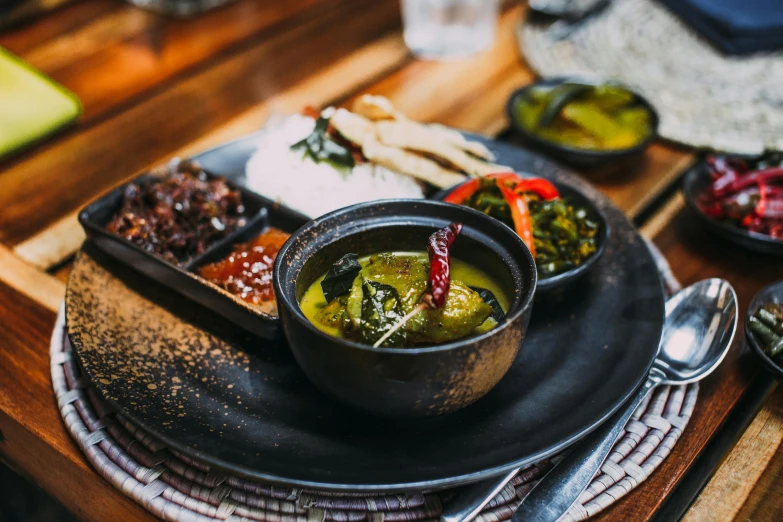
513,373,663,522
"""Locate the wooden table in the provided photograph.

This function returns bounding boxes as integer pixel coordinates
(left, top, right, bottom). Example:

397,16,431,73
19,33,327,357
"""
1,1,782,520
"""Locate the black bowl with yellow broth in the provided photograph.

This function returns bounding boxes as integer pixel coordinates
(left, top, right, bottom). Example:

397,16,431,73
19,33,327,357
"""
506,77,659,168
274,200,537,417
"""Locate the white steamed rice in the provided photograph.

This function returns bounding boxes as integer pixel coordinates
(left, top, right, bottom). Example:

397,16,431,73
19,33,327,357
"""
245,114,425,218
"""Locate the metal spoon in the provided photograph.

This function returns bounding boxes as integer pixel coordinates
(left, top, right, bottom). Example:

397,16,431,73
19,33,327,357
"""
441,278,737,522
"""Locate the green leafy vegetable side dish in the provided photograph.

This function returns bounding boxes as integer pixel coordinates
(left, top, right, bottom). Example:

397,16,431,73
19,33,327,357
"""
464,179,599,277
291,115,355,173
321,253,362,302
749,302,783,362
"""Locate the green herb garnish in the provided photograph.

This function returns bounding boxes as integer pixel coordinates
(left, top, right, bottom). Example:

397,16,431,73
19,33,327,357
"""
291,115,355,173
470,286,505,322
321,253,362,302
360,280,407,347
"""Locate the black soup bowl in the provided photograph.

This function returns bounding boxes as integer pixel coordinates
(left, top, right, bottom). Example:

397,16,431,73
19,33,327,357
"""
273,200,537,417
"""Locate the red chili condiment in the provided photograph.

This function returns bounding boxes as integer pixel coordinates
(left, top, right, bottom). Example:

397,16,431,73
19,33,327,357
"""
198,228,290,307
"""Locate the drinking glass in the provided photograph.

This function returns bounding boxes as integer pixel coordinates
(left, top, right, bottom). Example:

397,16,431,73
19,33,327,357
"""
401,0,500,60
125,0,232,16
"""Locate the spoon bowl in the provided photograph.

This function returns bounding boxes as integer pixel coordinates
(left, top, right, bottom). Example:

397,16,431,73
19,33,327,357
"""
655,278,738,385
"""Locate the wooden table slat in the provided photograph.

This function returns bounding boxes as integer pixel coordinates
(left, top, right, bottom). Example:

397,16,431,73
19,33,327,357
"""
0,0,118,53
0,0,404,246
0,244,64,312
3,0,336,122
684,385,783,522
0,278,155,522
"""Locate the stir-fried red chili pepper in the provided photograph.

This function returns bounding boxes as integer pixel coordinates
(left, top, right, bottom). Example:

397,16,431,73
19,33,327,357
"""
444,173,558,256
513,178,560,200
497,183,536,257
425,222,462,308
444,178,482,204
444,173,559,205
700,153,783,239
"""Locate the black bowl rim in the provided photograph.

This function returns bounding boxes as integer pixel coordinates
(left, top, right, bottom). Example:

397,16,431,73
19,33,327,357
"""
434,177,610,290
273,199,538,355
745,280,783,378
682,160,783,252
505,75,660,159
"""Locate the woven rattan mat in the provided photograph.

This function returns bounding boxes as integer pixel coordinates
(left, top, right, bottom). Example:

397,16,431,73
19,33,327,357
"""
517,0,783,154
53,245,697,522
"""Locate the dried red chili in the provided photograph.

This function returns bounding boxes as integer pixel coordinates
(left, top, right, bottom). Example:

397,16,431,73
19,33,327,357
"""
424,222,462,309
699,154,783,240
713,167,783,198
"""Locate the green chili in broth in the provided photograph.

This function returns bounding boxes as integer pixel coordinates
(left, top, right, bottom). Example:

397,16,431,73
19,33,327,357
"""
299,252,509,347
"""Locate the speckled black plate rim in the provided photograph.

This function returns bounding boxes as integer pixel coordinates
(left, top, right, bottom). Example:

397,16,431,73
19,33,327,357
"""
505,75,660,160
745,280,783,380
66,130,665,492
682,160,783,256
66,327,655,493
66,339,575,492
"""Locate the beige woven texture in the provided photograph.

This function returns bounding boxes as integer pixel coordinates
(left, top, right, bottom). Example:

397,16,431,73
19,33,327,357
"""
52,242,697,522
518,0,783,154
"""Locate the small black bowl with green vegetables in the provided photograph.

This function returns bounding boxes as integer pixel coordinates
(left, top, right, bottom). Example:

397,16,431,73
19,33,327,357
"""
746,280,783,381
506,77,659,168
437,173,609,291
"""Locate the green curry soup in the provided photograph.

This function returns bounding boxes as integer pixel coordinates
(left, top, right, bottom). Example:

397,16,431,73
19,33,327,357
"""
300,252,509,347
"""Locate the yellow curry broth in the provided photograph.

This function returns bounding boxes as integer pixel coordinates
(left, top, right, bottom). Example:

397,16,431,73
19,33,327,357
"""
299,252,509,342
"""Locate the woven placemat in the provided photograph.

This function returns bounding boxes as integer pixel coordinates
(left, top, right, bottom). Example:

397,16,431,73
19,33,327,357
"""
517,0,783,154
52,245,697,522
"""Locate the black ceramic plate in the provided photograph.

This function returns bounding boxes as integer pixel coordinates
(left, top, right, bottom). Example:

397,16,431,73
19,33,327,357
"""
66,132,664,491
435,179,610,291
745,280,783,380
683,161,783,256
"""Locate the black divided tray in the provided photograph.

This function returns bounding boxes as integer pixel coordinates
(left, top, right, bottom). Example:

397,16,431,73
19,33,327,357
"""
78,165,309,340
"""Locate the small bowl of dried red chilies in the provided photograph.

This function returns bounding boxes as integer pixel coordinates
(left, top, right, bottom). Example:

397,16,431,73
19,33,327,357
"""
684,152,783,256
441,172,609,290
